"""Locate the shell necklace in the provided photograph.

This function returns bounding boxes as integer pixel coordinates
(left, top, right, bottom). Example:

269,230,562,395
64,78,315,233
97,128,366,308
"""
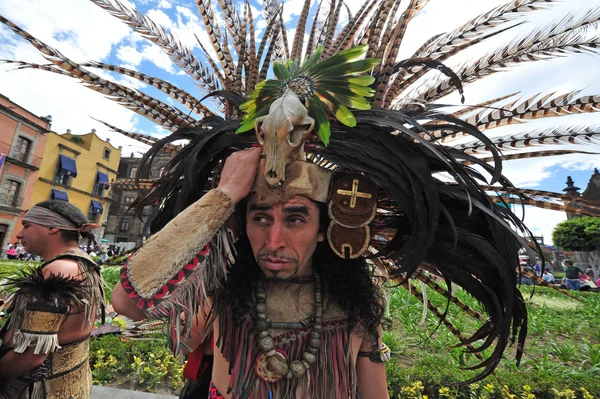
253,274,323,383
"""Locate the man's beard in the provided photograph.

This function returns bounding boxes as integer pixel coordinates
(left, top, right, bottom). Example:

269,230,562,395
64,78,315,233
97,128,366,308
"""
257,250,299,282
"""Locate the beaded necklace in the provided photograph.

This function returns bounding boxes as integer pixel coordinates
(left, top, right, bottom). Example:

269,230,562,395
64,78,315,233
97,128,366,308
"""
253,274,323,384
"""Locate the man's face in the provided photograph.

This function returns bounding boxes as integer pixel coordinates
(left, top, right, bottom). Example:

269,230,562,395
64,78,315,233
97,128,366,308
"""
246,195,324,281
16,221,51,256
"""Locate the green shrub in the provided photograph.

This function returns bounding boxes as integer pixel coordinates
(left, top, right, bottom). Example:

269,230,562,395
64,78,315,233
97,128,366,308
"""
89,334,184,392
101,266,121,301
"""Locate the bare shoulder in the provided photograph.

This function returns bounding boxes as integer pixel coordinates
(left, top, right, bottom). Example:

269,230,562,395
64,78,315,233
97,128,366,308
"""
42,258,82,279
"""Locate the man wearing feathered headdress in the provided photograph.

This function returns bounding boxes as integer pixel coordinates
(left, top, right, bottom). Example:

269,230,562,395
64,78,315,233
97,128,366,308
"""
111,45,529,399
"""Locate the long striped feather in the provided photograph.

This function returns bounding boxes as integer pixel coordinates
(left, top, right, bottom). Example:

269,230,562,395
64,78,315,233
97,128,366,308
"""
456,125,600,154
196,0,236,83
79,61,213,117
412,12,600,103
90,0,220,92
331,0,380,52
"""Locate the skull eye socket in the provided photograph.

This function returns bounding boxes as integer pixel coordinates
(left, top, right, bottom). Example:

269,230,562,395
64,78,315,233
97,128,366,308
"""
255,121,265,145
288,124,311,147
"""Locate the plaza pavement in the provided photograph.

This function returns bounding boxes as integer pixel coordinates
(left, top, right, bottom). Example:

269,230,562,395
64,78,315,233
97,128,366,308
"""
92,386,177,398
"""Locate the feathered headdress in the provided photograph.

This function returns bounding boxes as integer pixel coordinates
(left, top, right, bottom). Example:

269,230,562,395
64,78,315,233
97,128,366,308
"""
3,0,600,384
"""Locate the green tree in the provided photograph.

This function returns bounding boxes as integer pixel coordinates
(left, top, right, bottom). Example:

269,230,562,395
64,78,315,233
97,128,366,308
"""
553,217,600,279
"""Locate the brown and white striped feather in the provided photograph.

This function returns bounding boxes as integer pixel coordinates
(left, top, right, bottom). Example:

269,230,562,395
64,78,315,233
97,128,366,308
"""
331,0,380,52
414,12,600,103
375,0,422,107
491,196,600,218
290,0,313,61
305,0,325,57
91,118,183,156
217,0,245,55
195,0,235,82
456,125,600,155
245,2,259,94
486,186,600,210
80,61,213,118
323,0,346,59
90,0,218,92
472,149,592,165
364,0,395,59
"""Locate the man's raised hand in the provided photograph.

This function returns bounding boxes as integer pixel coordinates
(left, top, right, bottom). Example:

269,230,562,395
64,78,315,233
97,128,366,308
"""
217,147,262,204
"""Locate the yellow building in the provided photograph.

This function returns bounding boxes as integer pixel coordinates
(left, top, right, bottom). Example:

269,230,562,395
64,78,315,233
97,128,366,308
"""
31,129,121,243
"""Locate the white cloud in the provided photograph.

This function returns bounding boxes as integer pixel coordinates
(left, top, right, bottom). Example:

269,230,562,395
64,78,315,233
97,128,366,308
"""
512,206,567,245
140,43,178,73
146,9,174,29
116,45,144,67
158,0,173,9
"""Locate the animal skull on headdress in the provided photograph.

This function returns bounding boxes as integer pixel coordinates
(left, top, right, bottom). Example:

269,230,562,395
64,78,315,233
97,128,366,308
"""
255,89,314,187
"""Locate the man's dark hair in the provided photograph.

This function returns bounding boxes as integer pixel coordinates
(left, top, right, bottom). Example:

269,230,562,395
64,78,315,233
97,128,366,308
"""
564,259,573,266
35,200,95,243
217,199,386,342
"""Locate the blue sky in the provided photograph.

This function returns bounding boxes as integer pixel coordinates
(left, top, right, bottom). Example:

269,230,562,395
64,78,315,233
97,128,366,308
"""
1,0,599,242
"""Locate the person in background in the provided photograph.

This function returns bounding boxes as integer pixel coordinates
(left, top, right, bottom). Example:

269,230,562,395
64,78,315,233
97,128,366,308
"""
542,269,555,283
98,250,109,264
6,245,17,260
3,243,11,259
563,259,583,290
585,265,594,280
0,200,105,398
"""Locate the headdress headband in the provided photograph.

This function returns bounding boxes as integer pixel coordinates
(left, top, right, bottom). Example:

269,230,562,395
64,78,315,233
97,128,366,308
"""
22,206,99,233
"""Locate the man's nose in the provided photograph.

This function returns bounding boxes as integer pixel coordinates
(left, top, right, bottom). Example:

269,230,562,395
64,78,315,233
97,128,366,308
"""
264,220,286,251
16,230,23,239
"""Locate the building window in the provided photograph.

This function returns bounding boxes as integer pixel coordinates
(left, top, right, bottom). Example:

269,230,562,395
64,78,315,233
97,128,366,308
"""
88,200,104,222
12,136,32,162
93,171,110,196
54,155,78,186
103,147,111,161
129,167,137,179
123,196,135,204
116,237,128,243
51,189,69,202
0,179,22,207
120,219,130,232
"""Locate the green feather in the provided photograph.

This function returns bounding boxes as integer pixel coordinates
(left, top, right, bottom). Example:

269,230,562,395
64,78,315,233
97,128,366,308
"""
307,95,331,145
313,58,379,78
346,76,376,86
318,91,356,127
299,45,324,72
317,80,376,97
273,62,291,81
302,44,369,75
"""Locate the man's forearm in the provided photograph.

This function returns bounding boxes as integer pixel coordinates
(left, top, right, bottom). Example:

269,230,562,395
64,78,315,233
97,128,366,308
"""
111,282,148,321
0,349,47,380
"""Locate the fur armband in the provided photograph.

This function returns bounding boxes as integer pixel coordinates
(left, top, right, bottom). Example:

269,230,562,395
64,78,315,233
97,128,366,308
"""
357,343,391,363
2,268,86,355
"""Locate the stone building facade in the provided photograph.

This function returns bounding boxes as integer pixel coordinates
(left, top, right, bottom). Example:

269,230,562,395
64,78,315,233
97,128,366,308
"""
103,153,171,248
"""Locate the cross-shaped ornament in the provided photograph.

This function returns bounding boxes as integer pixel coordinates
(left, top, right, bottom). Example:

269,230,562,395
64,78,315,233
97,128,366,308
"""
336,179,372,209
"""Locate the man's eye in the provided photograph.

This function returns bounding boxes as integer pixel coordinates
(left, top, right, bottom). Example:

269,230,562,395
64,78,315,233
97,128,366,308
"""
288,217,305,224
